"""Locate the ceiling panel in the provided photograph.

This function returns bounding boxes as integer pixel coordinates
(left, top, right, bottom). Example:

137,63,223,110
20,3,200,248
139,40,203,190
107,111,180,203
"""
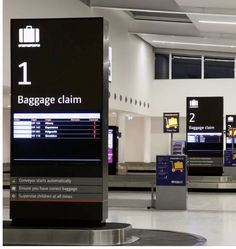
129,20,200,37
188,14,236,35
138,33,236,53
130,11,191,23
90,0,181,12
175,0,236,9
84,0,236,53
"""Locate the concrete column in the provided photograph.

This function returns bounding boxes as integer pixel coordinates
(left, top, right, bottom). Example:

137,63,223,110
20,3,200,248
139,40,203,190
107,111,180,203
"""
143,116,151,163
117,112,126,163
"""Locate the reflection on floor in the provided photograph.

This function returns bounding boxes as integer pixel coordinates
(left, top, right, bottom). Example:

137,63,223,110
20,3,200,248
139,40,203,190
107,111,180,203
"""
3,190,236,246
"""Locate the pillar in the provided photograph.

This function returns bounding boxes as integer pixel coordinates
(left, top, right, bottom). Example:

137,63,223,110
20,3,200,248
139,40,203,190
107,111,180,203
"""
117,112,126,163
143,116,151,163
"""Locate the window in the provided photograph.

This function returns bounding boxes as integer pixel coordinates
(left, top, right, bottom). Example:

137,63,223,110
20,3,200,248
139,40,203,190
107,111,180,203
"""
155,54,169,79
204,57,234,79
172,55,201,79
155,52,235,80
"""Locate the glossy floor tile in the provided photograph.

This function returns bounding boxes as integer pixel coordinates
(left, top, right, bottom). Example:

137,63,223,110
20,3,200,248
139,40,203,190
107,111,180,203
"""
107,191,236,246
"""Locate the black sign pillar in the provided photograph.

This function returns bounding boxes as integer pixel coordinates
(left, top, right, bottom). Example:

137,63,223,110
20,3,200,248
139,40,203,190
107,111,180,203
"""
10,18,109,225
186,97,223,176
226,115,236,150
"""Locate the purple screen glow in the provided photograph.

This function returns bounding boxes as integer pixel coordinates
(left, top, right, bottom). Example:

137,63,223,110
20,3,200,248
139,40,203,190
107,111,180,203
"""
108,129,113,164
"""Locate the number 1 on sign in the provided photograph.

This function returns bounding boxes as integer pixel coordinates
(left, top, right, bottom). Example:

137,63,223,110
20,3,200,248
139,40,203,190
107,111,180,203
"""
18,62,31,85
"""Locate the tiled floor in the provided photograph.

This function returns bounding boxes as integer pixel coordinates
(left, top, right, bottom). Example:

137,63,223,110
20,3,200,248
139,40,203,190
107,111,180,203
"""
107,191,236,246
3,190,236,246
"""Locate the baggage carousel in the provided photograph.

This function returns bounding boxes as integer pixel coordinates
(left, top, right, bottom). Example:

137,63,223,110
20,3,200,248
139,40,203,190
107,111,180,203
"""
3,221,206,246
108,174,236,190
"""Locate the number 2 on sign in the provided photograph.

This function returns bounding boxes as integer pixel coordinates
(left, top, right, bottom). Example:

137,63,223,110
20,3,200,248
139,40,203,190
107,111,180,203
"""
18,62,31,85
189,113,195,123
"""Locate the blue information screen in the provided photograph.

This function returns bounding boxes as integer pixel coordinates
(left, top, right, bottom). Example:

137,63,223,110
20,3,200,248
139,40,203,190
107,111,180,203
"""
156,155,186,186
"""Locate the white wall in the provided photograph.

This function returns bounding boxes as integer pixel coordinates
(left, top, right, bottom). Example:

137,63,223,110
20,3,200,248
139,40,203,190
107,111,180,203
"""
92,8,153,116
151,78,236,116
125,117,144,162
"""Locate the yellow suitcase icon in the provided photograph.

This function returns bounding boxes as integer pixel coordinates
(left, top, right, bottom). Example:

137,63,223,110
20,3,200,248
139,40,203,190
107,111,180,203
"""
165,117,178,129
172,161,184,172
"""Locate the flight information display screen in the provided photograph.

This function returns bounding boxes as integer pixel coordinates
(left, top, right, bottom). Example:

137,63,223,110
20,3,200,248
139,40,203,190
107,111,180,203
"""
187,133,222,143
13,113,101,161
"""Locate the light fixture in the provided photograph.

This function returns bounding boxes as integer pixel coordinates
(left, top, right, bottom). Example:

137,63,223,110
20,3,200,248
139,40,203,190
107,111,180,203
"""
152,40,236,48
173,56,201,60
204,58,234,62
199,20,236,25
127,115,133,121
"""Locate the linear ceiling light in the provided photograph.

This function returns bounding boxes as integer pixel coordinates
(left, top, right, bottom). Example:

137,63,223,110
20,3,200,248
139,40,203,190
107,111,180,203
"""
152,40,236,48
199,20,236,25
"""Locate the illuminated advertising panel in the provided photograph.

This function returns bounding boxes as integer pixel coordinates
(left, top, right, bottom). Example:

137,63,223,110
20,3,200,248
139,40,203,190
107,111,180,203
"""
11,18,109,223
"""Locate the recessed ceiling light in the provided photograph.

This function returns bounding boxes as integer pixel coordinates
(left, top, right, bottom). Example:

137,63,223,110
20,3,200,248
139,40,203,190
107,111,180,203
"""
152,40,236,48
199,20,236,25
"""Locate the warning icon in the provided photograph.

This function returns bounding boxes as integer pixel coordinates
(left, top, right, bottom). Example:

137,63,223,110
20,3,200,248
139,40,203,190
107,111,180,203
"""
18,25,40,48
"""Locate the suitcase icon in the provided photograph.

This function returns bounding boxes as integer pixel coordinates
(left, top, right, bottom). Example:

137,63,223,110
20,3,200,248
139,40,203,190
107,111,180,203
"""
19,26,40,43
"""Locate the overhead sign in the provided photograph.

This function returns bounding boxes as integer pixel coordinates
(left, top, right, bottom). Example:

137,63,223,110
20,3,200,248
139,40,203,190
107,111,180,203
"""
163,113,179,133
11,18,109,224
